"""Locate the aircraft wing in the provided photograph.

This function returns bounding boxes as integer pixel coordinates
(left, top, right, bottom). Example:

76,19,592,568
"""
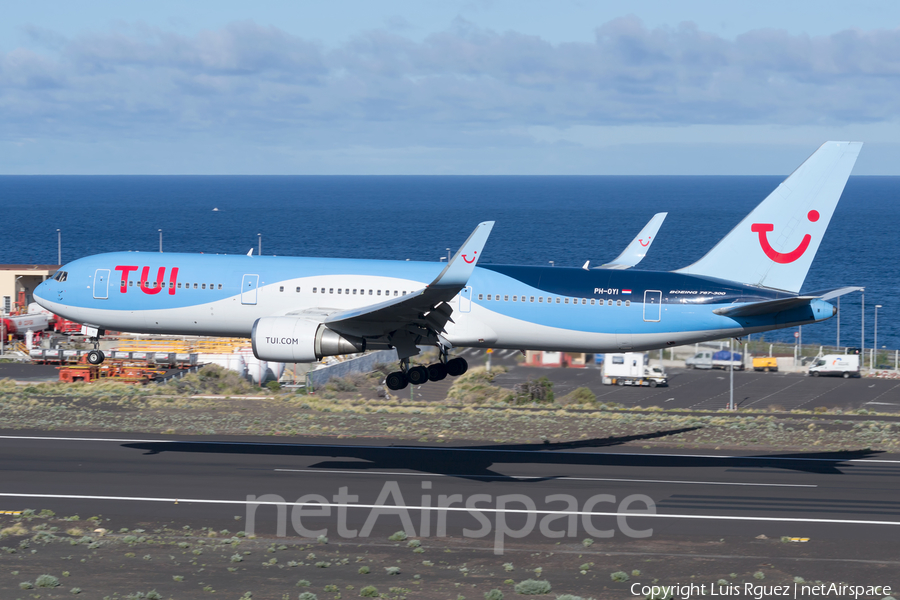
596,212,667,269
315,222,494,339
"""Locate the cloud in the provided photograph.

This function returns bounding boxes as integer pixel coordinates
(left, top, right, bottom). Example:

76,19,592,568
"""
3,17,900,152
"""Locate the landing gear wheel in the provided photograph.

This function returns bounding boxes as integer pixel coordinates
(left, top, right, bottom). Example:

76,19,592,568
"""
407,366,429,386
427,363,448,382
386,371,408,391
446,357,468,377
87,350,104,365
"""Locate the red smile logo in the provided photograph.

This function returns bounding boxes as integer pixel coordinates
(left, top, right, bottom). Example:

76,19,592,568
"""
638,236,651,247
462,250,477,264
751,210,819,264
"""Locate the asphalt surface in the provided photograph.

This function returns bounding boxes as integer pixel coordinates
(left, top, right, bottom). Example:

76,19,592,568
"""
2,432,900,553
3,355,899,412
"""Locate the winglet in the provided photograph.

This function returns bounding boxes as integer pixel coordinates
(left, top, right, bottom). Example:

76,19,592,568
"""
429,221,494,289
247,248,253,256
597,212,667,269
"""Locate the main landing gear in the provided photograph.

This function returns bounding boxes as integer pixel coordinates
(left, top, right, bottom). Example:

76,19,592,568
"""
385,354,469,391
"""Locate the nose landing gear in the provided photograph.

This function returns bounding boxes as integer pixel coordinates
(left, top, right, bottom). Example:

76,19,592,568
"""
85,328,106,365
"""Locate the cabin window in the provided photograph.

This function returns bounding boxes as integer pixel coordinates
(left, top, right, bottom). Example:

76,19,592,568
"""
201,284,206,289
564,298,569,304
530,296,535,302
129,281,133,287
625,300,631,307
617,300,622,306
393,291,398,296
296,287,300,292
478,294,484,300
504,295,509,301
338,288,342,294
193,283,198,289
177,283,182,289
368,289,373,295
377,290,382,296
487,294,492,300
512,296,517,302
590,299,595,305
538,297,542,303
313,287,317,293
556,297,560,304
329,288,334,294
607,299,613,306
169,282,174,289
582,298,586,305
402,290,406,295
352,289,357,295
279,286,284,292
120,280,126,287
346,289,349,295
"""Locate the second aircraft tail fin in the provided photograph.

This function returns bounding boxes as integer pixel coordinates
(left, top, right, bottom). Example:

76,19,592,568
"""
676,141,862,293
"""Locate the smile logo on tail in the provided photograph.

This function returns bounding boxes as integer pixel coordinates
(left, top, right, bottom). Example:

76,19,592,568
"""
751,210,819,264
639,236,651,247
462,250,477,264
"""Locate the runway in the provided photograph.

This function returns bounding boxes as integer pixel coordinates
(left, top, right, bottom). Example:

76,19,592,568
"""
2,431,899,553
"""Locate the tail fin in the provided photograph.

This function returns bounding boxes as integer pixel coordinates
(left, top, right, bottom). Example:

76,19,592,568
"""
598,212,667,269
676,141,862,293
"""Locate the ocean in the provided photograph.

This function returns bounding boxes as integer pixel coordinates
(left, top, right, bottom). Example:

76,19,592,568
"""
1,175,896,350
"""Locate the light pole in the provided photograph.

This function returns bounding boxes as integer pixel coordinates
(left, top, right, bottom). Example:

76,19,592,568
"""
258,234,262,256
446,248,451,262
861,291,865,368
159,229,163,252
874,305,882,370
57,229,61,265
836,296,840,349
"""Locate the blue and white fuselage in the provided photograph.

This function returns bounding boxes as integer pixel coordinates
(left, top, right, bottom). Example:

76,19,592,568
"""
35,252,834,353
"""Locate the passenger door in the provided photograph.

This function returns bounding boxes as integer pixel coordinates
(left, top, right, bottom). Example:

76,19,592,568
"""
92,269,110,299
643,290,662,322
241,274,259,305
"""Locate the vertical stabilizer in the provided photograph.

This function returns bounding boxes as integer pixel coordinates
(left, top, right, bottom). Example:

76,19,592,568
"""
676,141,862,293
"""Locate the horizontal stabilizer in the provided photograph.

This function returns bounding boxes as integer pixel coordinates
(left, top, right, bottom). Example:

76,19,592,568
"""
803,286,864,301
713,297,818,318
597,212,667,269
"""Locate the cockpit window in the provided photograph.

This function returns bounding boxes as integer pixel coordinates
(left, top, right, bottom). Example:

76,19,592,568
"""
53,271,68,282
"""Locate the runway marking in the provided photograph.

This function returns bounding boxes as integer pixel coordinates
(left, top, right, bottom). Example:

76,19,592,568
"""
0,492,897,527
2,435,900,464
273,468,816,488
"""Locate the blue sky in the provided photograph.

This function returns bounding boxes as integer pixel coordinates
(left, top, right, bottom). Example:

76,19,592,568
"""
3,1,900,174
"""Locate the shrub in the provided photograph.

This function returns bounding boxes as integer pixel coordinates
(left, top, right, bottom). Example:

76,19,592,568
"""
610,571,630,582
582,538,594,547
360,586,379,597
388,531,409,541
35,574,60,588
513,579,551,595
296,580,311,587
484,590,504,600
298,593,318,600
358,566,370,574
558,387,597,405
512,377,554,404
385,566,401,575
753,571,765,580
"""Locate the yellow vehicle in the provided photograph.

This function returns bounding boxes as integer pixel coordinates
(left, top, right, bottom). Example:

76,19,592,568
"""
752,357,778,372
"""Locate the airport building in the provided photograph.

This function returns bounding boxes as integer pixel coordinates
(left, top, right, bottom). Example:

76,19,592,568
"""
0,264,59,314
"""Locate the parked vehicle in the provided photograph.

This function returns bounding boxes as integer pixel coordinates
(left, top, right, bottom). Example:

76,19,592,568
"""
752,356,779,372
685,349,744,370
602,352,667,387
808,354,860,378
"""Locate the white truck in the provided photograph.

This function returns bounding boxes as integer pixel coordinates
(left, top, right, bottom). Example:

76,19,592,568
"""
602,352,668,387
808,354,860,378
684,349,745,370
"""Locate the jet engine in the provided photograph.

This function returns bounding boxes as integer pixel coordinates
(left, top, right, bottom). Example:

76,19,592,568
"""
251,317,365,362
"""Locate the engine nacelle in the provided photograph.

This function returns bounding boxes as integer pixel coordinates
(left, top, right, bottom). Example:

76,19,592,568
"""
251,317,366,362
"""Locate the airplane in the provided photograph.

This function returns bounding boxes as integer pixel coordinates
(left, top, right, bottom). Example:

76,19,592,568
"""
35,141,862,391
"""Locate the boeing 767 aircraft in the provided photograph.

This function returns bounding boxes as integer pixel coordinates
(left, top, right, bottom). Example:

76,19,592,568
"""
35,142,862,390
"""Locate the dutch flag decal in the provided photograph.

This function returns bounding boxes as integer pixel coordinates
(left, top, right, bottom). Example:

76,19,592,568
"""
622,289,632,295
